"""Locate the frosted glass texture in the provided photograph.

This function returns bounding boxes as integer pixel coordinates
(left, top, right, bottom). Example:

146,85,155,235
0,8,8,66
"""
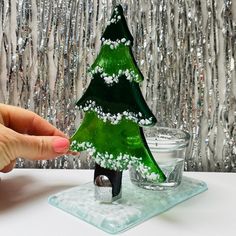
49,173,207,234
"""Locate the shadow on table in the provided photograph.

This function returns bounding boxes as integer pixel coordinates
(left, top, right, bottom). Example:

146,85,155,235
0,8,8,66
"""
0,174,76,212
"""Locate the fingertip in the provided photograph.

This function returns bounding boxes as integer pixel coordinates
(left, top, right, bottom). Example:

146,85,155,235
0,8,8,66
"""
52,137,70,154
17,134,70,161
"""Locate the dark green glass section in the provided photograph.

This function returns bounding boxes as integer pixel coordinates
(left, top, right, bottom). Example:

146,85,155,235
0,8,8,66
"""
90,44,143,83
77,73,156,124
102,5,133,45
70,112,166,182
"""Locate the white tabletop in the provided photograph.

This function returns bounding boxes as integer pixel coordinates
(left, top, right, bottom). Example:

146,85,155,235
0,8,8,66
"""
0,169,235,236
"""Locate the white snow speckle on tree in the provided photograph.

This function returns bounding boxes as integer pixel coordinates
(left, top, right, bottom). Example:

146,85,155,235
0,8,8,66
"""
70,140,161,181
101,38,131,49
78,100,154,125
89,66,139,85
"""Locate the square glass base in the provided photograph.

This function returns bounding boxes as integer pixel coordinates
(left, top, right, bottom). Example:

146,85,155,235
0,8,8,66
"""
48,173,207,234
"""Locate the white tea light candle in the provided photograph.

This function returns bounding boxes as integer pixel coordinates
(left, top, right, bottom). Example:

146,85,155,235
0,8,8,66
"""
129,127,190,190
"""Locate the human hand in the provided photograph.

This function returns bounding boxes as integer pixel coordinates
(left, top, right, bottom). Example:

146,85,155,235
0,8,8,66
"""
0,104,70,173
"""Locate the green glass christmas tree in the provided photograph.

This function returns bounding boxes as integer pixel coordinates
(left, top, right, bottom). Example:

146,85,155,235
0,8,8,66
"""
70,5,166,201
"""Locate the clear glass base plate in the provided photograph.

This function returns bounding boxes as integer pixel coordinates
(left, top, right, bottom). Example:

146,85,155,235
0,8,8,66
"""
48,173,207,234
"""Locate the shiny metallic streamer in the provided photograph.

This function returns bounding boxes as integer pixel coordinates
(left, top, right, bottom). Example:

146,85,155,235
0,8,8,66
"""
0,0,235,171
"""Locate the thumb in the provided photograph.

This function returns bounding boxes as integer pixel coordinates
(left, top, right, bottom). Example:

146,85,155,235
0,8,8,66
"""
17,134,70,160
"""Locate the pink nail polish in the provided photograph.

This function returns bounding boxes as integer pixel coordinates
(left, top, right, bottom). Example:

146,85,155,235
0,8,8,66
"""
53,138,69,153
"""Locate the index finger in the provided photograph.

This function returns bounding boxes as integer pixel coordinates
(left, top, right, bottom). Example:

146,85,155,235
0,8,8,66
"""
0,104,67,137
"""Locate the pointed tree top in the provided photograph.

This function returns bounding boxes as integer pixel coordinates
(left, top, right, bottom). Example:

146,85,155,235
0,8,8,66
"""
101,5,133,46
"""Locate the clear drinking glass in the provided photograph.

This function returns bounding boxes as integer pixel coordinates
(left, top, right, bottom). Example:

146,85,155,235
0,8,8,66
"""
129,127,190,190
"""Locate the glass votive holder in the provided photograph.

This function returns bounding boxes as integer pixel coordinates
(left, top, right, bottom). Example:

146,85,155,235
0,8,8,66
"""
129,127,190,190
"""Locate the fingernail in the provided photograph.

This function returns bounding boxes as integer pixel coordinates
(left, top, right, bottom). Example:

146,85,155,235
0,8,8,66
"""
53,138,69,153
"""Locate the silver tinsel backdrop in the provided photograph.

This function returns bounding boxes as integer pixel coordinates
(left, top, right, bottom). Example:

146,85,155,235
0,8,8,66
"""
0,0,235,171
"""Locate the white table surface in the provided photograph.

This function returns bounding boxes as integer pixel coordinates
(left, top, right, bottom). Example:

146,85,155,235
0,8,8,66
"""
0,169,235,236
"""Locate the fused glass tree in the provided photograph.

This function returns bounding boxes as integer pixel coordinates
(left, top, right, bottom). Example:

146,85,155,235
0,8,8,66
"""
70,5,166,201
